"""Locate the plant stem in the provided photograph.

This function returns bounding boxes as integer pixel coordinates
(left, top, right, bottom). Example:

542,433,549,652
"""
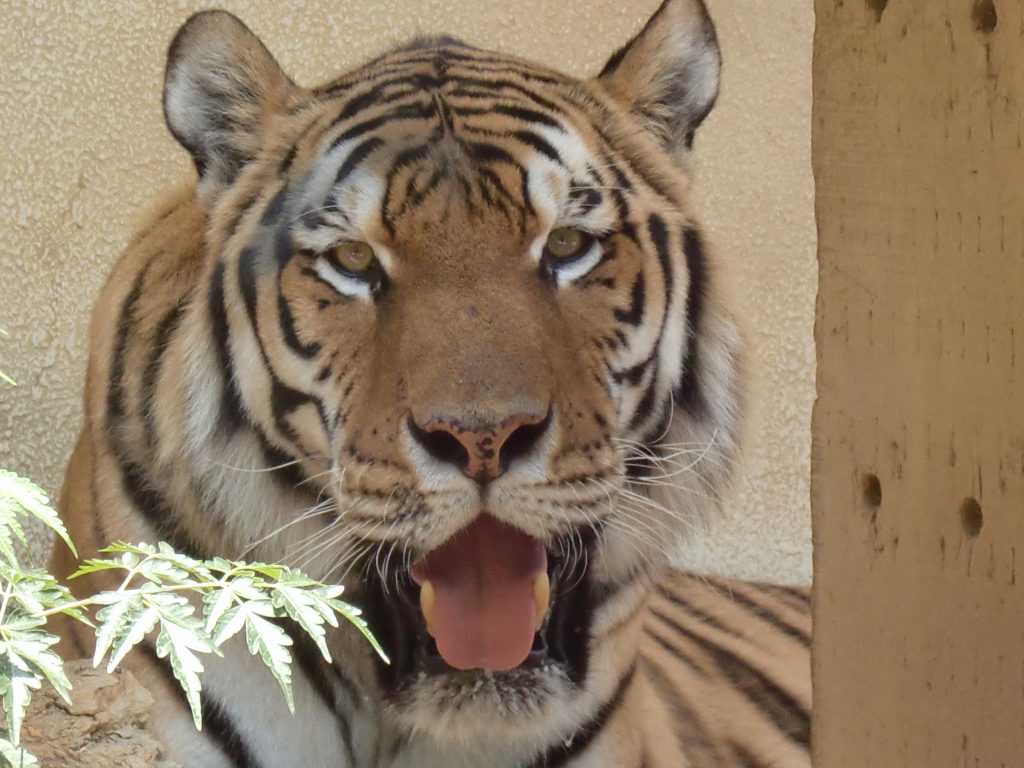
12,576,271,623
0,580,15,627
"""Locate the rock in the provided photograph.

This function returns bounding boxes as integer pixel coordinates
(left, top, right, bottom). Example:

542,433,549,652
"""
12,660,180,768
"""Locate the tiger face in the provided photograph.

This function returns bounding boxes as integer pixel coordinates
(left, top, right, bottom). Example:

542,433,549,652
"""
163,0,740,745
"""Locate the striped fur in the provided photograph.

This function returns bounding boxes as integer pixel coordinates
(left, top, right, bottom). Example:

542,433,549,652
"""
50,2,810,766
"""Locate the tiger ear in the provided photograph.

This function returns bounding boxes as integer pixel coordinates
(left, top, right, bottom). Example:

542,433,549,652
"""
163,11,295,199
597,0,721,155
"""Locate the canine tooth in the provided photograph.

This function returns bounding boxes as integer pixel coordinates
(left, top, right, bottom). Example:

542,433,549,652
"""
533,572,550,629
420,580,436,634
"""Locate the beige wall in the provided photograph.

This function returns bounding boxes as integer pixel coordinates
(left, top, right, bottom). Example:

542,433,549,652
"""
0,0,814,584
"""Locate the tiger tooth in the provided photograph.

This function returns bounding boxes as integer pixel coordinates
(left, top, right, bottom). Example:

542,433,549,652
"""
533,572,550,629
420,580,436,634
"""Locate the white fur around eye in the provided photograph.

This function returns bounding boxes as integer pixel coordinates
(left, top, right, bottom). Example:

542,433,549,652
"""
552,241,603,287
313,256,372,301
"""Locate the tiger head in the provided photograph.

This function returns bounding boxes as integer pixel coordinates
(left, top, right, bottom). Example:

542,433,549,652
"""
164,0,740,747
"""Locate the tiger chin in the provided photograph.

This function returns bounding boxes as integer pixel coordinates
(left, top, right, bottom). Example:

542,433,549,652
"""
51,1,811,767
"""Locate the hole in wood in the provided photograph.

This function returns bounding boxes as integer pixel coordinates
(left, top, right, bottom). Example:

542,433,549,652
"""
972,0,998,33
959,497,984,538
861,473,882,509
866,0,888,22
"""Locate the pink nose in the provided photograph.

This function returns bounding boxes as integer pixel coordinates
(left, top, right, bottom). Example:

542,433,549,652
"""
409,411,551,482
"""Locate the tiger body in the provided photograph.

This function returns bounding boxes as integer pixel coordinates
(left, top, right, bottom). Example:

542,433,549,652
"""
51,2,811,766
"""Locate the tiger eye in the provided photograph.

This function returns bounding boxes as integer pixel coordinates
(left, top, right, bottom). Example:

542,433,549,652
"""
545,227,587,260
333,241,376,273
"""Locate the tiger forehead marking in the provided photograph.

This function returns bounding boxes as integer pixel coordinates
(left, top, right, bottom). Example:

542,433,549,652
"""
46,3,808,767
286,53,661,273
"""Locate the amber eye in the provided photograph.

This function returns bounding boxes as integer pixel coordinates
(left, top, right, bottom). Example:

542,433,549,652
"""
544,227,591,262
331,241,377,274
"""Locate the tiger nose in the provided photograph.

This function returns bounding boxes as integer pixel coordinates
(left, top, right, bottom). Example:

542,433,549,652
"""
408,410,552,483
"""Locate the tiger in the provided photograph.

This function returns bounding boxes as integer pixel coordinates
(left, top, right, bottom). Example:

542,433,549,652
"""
49,1,811,766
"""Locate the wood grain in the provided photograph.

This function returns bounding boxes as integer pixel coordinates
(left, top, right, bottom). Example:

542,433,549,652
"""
812,0,1024,764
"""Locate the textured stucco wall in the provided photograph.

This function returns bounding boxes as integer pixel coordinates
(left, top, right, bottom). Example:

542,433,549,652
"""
0,0,814,584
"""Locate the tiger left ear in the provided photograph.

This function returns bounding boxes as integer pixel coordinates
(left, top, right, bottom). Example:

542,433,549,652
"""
163,11,297,202
597,0,721,155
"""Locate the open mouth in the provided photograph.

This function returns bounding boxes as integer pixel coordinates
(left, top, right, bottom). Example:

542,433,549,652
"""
411,515,549,671
357,514,595,691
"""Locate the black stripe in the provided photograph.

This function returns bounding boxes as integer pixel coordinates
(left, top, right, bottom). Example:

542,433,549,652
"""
278,142,300,174
732,742,776,768
115,459,195,556
758,584,813,617
139,643,263,768
447,76,568,115
676,227,709,417
568,184,603,216
588,567,644,614
382,142,438,233
512,130,562,163
402,166,446,212
400,48,567,86
260,188,288,225
433,91,457,135
605,163,633,222
276,289,321,360
223,187,264,246
618,214,677,434
334,136,386,184
289,630,357,765
613,357,651,387
640,657,724,764
648,214,675,320
649,608,810,747
468,140,518,166
141,299,187,449
442,59,566,85
642,625,706,676
528,665,636,768
458,103,562,128
639,399,673,448
209,261,247,434
656,585,741,640
237,247,331,448
320,58,433,95
328,100,432,153
711,582,812,647
105,262,200,555
255,433,310,493
626,376,659,432
322,75,420,118
478,167,520,212
106,267,147,423
614,274,646,326
768,584,811,606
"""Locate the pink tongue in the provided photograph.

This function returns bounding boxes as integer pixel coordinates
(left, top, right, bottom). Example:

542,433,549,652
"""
411,515,547,671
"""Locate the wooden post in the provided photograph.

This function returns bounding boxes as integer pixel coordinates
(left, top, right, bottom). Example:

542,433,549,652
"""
812,0,1024,764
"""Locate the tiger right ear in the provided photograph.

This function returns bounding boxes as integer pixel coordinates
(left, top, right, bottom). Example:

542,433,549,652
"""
163,11,295,200
597,0,721,156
